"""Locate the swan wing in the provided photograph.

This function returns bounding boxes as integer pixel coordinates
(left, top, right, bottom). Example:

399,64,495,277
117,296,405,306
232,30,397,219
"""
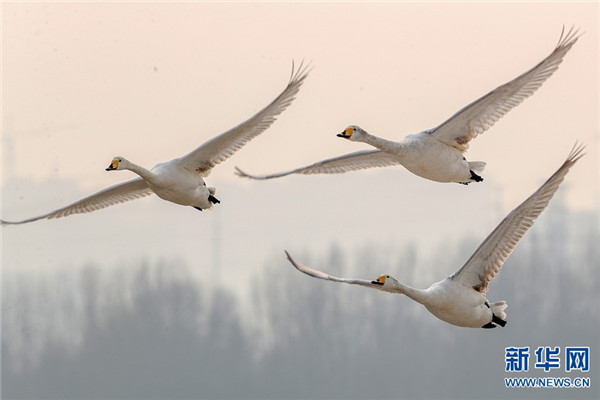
285,251,381,289
176,61,311,176
450,143,585,292
430,26,580,152
235,149,399,179
1,178,152,225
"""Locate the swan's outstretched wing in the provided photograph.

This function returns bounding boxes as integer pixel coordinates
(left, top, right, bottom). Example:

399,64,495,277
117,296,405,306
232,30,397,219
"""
285,251,381,289
450,143,585,292
1,178,152,225
176,61,311,176
431,26,581,152
236,149,400,179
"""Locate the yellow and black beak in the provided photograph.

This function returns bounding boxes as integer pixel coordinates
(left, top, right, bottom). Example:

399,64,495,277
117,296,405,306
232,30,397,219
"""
371,275,386,285
337,127,353,139
106,160,119,171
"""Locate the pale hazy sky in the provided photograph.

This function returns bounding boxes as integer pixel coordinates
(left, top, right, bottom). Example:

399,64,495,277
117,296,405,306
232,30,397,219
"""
2,2,599,289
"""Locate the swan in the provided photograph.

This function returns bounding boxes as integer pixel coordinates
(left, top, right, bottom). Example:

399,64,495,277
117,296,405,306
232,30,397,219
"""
1,62,311,225
236,27,580,184
284,143,585,328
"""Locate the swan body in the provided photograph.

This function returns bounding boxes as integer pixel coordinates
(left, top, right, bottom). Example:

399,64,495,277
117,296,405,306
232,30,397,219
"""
285,144,584,328
106,157,218,210
2,62,310,225
237,27,580,184
338,128,482,183
382,277,507,328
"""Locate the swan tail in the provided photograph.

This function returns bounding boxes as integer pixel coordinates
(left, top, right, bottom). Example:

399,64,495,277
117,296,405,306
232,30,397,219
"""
491,300,507,321
468,161,486,173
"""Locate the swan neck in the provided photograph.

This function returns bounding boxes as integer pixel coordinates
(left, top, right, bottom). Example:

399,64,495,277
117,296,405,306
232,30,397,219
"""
124,161,153,180
359,131,402,152
389,280,427,304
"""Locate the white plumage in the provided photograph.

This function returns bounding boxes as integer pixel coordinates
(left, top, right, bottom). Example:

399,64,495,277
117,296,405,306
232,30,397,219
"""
285,144,585,328
2,62,310,225
237,27,580,184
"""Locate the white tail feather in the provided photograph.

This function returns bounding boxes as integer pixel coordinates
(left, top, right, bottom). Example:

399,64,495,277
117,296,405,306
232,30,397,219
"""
491,301,507,320
469,161,486,173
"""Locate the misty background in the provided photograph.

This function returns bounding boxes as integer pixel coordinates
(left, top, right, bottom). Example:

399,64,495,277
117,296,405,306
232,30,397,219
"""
2,2,599,399
3,193,599,399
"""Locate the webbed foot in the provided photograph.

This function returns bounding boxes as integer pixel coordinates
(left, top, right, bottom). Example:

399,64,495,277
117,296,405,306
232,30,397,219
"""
470,170,484,182
492,314,507,327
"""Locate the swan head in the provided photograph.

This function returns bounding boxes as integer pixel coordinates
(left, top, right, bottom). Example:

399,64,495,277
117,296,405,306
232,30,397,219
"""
337,125,364,141
106,156,128,171
371,274,401,292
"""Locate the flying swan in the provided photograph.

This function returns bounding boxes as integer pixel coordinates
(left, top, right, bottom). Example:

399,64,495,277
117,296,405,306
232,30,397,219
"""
284,143,585,328
1,62,310,225
237,27,580,185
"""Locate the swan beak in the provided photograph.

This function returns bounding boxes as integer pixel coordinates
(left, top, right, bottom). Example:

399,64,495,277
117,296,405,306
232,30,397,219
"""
371,275,386,285
106,160,118,171
337,128,353,139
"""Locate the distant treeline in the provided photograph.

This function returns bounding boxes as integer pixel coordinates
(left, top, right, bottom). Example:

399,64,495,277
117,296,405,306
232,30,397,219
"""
3,205,598,400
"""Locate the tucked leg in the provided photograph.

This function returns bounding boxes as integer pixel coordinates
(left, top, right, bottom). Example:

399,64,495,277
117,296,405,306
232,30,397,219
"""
492,314,507,327
470,170,484,182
